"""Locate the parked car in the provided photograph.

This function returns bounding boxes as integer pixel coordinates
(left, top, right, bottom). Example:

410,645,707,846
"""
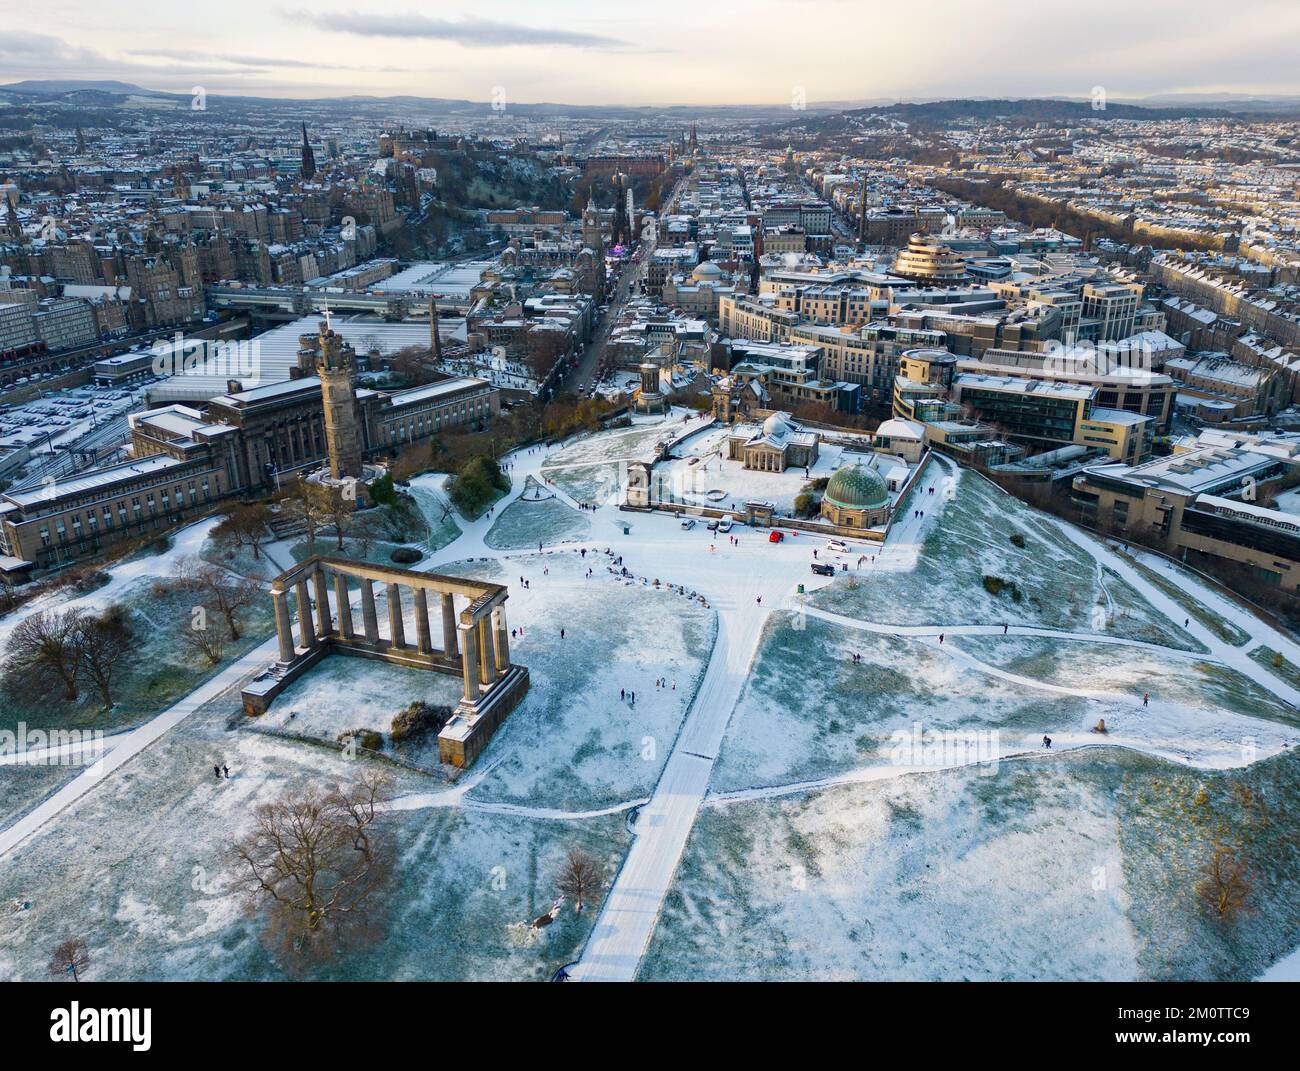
826,539,851,554
717,517,733,533
811,562,836,577
706,519,719,531
680,517,696,530
768,530,784,543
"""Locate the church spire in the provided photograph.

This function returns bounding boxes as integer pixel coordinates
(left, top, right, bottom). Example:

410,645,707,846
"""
300,122,317,182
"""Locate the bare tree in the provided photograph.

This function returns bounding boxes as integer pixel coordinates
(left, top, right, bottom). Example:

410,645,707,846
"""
232,772,392,962
555,847,604,914
391,345,437,386
213,503,273,561
283,480,326,545
6,607,85,701
178,558,261,640
181,607,226,664
1199,841,1254,920
76,607,133,710
48,937,90,981
315,482,356,551
350,513,381,558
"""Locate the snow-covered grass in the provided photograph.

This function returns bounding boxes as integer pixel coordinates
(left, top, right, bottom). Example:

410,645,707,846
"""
1126,557,1251,647
256,656,465,768
644,747,1300,980
1250,646,1300,691
289,537,425,568
434,553,716,810
955,634,1300,728
711,614,1091,792
485,484,591,550
644,754,1140,980
808,470,1198,650
0,765,76,833
406,481,462,552
1,575,275,735
200,537,278,581
539,411,699,505
0,685,627,981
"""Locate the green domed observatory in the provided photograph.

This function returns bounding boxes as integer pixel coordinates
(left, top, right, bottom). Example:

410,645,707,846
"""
820,461,893,528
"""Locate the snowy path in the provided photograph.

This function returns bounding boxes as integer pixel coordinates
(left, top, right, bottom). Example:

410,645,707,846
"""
799,604,1213,662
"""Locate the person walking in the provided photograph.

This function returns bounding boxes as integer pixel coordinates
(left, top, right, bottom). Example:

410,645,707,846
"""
1142,692,1149,706
1042,735,1052,749
213,764,222,780
223,764,230,779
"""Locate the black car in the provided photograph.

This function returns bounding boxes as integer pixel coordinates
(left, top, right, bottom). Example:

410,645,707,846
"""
810,562,836,577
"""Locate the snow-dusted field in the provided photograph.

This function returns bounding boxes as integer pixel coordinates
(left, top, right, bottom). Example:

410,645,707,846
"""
433,552,716,810
643,756,1141,980
539,409,706,505
0,688,626,980
808,470,1198,650
485,484,591,550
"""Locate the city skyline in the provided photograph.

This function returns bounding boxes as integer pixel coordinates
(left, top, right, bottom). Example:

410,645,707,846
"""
3,0,1300,105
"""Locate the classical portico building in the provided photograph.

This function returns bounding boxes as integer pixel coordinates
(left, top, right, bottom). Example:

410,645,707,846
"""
242,556,529,768
725,412,820,472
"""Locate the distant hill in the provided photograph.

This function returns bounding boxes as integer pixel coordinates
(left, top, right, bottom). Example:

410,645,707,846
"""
835,97,1237,124
0,80,164,97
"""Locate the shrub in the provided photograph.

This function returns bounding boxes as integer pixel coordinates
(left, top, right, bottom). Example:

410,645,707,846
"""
1009,532,1026,548
983,574,1022,601
390,701,452,742
449,455,509,517
338,728,383,751
368,473,398,506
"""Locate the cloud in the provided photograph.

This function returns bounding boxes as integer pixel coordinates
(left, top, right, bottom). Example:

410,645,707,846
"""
292,11,631,49
124,48,413,73
0,30,102,66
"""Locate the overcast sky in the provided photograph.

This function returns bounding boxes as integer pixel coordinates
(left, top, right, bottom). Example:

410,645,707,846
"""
3,1,1299,105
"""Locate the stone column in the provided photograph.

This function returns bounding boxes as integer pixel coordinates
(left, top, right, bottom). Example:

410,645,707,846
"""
295,580,316,648
272,589,295,662
461,623,480,703
413,588,433,656
361,578,379,642
493,604,510,674
313,568,332,637
334,573,353,640
387,583,406,649
441,593,458,657
478,615,497,684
